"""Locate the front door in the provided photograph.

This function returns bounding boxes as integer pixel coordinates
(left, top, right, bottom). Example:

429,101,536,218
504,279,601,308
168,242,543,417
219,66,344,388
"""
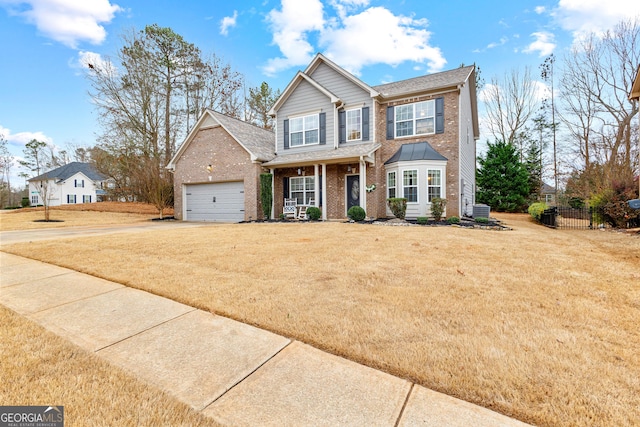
346,175,360,213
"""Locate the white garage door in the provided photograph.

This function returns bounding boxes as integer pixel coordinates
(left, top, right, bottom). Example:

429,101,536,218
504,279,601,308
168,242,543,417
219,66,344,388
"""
185,182,245,222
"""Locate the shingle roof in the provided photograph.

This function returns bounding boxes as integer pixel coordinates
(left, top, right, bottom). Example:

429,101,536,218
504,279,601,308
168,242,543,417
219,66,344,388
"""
384,142,447,164
262,142,380,167
28,162,107,182
373,65,475,98
209,111,275,162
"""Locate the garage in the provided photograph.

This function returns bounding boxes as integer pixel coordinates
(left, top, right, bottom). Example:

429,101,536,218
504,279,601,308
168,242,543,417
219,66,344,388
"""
185,182,245,222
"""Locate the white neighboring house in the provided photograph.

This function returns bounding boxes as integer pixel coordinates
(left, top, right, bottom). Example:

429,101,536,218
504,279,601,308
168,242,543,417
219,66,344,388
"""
28,162,110,207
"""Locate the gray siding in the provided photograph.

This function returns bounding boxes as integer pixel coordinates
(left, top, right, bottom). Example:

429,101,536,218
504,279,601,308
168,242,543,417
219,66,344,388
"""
277,80,335,152
310,63,374,142
458,79,476,217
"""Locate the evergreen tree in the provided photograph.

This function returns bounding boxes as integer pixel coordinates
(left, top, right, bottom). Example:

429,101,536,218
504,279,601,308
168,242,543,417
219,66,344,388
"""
477,140,530,212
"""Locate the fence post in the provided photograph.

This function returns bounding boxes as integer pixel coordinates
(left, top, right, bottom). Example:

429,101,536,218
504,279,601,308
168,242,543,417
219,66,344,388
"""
589,206,593,229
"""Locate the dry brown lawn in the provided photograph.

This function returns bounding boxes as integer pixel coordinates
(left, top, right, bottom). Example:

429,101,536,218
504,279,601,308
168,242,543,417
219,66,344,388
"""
0,305,220,427
2,209,639,426
0,202,172,231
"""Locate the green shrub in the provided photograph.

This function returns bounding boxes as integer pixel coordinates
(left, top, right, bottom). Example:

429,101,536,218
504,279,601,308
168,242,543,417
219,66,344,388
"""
259,173,273,219
447,216,460,224
475,217,489,224
347,206,366,221
306,206,321,221
416,216,428,225
430,197,446,221
21,197,30,208
387,198,407,220
528,202,548,221
568,197,584,209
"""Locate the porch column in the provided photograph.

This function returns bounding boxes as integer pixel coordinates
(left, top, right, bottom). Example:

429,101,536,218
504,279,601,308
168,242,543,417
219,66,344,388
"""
270,168,275,220
322,163,327,220
359,158,367,216
314,164,320,207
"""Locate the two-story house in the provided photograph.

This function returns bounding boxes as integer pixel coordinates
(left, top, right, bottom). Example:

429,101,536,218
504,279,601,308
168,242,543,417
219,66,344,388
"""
28,162,110,206
168,54,478,222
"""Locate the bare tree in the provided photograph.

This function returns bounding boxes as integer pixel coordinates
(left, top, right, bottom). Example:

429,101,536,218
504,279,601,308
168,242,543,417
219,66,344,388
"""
0,134,14,207
559,18,640,196
484,67,540,147
85,25,245,211
20,139,54,220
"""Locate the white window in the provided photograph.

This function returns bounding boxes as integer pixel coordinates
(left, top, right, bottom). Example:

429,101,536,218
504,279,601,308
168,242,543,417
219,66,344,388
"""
395,100,435,138
290,177,315,205
75,179,84,188
290,114,319,146
346,109,361,141
31,195,38,205
403,170,418,203
387,171,396,198
427,170,442,202
67,194,76,204
83,195,92,203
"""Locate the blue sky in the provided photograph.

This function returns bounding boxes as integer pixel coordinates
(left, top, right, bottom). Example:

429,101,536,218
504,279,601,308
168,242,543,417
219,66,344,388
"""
1,0,638,186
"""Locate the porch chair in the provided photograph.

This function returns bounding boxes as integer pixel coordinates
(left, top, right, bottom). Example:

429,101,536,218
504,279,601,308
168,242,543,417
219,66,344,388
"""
296,197,314,220
283,198,297,219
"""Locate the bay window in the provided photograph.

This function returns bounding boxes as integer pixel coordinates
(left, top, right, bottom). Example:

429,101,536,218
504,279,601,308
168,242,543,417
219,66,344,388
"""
427,169,442,201
403,170,418,202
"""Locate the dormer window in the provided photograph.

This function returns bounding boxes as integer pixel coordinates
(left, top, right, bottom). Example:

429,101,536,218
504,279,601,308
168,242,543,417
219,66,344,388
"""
290,114,319,146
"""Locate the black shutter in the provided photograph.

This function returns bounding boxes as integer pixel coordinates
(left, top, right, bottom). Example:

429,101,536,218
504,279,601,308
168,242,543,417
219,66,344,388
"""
283,177,289,200
283,119,289,149
435,97,444,134
362,107,369,141
339,110,346,144
386,106,394,139
319,112,326,145
319,175,323,207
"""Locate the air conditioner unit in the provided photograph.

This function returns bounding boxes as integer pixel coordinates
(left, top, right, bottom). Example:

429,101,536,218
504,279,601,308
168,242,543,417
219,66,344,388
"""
472,204,490,218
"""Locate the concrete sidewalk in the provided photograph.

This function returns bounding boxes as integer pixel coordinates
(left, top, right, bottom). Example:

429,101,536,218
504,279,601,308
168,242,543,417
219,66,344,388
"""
1,251,531,426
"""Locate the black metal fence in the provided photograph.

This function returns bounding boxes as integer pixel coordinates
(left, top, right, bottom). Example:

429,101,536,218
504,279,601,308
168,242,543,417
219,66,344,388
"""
540,206,640,230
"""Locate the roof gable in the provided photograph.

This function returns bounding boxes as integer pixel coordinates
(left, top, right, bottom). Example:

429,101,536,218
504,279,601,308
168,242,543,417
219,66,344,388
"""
268,71,341,116
305,53,379,98
167,110,275,169
384,142,448,164
28,162,106,182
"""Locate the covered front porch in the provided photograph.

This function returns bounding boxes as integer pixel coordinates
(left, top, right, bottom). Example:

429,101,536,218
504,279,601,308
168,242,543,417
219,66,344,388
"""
262,143,380,220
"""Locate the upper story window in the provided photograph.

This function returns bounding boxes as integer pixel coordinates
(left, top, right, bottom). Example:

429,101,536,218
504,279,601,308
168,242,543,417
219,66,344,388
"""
386,97,443,140
290,114,319,146
74,179,85,188
346,109,361,141
395,100,435,138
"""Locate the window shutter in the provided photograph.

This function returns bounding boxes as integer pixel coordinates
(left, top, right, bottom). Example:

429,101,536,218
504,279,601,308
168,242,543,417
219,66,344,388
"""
386,106,394,139
283,119,289,149
319,175,323,207
435,97,444,134
362,107,369,141
283,177,289,200
339,110,346,144
319,112,326,145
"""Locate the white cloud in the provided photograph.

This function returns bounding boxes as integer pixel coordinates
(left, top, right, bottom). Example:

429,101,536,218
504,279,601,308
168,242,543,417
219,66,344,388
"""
263,0,325,76
263,0,446,76
534,6,546,14
0,125,53,146
321,7,445,75
220,10,238,36
554,0,640,40
523,31,556,57
2,0,122,48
